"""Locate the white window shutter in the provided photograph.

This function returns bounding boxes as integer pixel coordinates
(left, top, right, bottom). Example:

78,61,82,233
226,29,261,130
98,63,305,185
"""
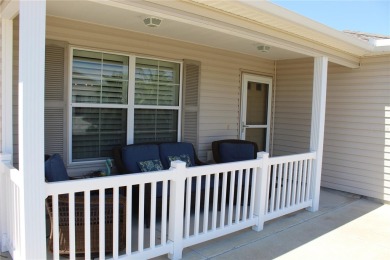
45,42,66,159
182,60,200,151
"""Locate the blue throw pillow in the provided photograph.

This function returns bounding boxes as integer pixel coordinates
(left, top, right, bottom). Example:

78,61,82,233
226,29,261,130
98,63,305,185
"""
168,154,192,167
138,159,164,172
45,154,69,182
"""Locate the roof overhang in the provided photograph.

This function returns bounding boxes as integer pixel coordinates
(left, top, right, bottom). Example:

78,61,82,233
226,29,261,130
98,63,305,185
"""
2,0,389,68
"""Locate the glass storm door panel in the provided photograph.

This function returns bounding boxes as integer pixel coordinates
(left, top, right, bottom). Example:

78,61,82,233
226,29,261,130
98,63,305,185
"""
240,74,272,152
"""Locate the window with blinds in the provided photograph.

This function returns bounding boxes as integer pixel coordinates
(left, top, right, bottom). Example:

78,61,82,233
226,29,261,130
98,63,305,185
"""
70,49,181,162
134,58,180,144
71,49,129,162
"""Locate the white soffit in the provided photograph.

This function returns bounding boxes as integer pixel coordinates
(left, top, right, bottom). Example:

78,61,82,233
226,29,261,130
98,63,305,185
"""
47,0,361,67
46,0,307,60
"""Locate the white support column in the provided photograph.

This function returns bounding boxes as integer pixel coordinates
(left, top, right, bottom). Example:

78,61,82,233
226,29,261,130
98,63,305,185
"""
168,161,186,260
18,0,47,258
308,56,328,212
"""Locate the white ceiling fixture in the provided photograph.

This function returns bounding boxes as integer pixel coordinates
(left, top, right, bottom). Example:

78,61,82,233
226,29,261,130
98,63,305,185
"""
257,45,271,52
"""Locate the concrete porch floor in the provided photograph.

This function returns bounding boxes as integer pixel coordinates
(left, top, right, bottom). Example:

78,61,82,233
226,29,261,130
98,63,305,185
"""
153,187,390,260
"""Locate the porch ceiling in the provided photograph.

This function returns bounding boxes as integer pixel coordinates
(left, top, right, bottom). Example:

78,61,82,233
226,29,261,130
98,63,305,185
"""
46,0,308,61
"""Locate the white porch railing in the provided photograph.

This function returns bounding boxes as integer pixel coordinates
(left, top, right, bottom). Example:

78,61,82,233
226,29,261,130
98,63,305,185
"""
0,155,22,259
265,152,316,221
1,151,317,259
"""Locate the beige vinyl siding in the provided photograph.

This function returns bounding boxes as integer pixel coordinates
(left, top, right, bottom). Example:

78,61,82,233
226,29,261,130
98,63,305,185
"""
42,16,274,169
0,20,2,152
274,56,390,202
272,58,314,156
323,56,390,202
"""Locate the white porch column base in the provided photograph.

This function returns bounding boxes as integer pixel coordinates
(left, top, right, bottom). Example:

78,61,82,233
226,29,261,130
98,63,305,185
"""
18,1,47,258
308,56,328,212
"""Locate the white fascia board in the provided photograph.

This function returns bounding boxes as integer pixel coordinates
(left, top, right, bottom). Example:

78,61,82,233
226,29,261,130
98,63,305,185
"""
374,39,390,47
367,39,390,54
0,0,19,19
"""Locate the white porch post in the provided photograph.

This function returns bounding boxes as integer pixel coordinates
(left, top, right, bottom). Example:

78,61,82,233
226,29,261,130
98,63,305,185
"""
252,152,269,232
168,161,186,260
18,0,47,258
309,56,328,212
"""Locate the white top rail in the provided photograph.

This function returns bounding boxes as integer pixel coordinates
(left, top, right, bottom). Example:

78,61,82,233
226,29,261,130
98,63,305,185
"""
268,152,316,165
45,169,174,196
186,159,263,176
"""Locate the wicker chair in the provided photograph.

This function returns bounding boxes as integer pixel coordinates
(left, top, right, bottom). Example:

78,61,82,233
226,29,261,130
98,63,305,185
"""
46,194,126,255
45,154,126,255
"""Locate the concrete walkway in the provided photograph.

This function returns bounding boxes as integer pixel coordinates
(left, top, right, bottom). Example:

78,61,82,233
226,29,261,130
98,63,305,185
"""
156,188,390,260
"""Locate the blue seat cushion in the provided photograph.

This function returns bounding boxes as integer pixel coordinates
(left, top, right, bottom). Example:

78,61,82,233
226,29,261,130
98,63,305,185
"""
159,142,196,169
45,154,69,182
219,143,255,163
122,144,160,173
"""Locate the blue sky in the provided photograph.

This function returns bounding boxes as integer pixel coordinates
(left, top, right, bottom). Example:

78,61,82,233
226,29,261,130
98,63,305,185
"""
270,0,390,35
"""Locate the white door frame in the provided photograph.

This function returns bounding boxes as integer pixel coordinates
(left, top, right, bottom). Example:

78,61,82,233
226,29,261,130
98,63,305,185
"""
240,74,273,152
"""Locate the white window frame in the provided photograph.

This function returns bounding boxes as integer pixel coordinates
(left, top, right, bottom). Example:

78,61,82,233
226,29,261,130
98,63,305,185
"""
68,46,182,164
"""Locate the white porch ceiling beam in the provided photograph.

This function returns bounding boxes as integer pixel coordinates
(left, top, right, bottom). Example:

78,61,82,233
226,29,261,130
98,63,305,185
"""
18,0,47,258
0,0,19,19
103,0,359,68
309,56,328,212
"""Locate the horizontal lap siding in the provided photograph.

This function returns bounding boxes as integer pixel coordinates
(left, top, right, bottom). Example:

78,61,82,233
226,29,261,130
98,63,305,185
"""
273,58,313,156
0,20,2,152
323,56,390,202
43,17,274,165
274,56,390,202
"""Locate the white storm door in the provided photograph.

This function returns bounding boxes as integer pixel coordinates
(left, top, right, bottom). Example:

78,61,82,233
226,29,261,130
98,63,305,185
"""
240,74,272,152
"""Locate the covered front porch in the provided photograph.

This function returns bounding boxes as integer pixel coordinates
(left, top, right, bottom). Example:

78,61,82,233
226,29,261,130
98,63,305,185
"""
0,0,364,259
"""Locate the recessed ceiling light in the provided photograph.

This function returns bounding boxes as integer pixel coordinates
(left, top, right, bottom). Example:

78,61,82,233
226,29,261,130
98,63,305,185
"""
257,45,271,52
143,17,163,28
